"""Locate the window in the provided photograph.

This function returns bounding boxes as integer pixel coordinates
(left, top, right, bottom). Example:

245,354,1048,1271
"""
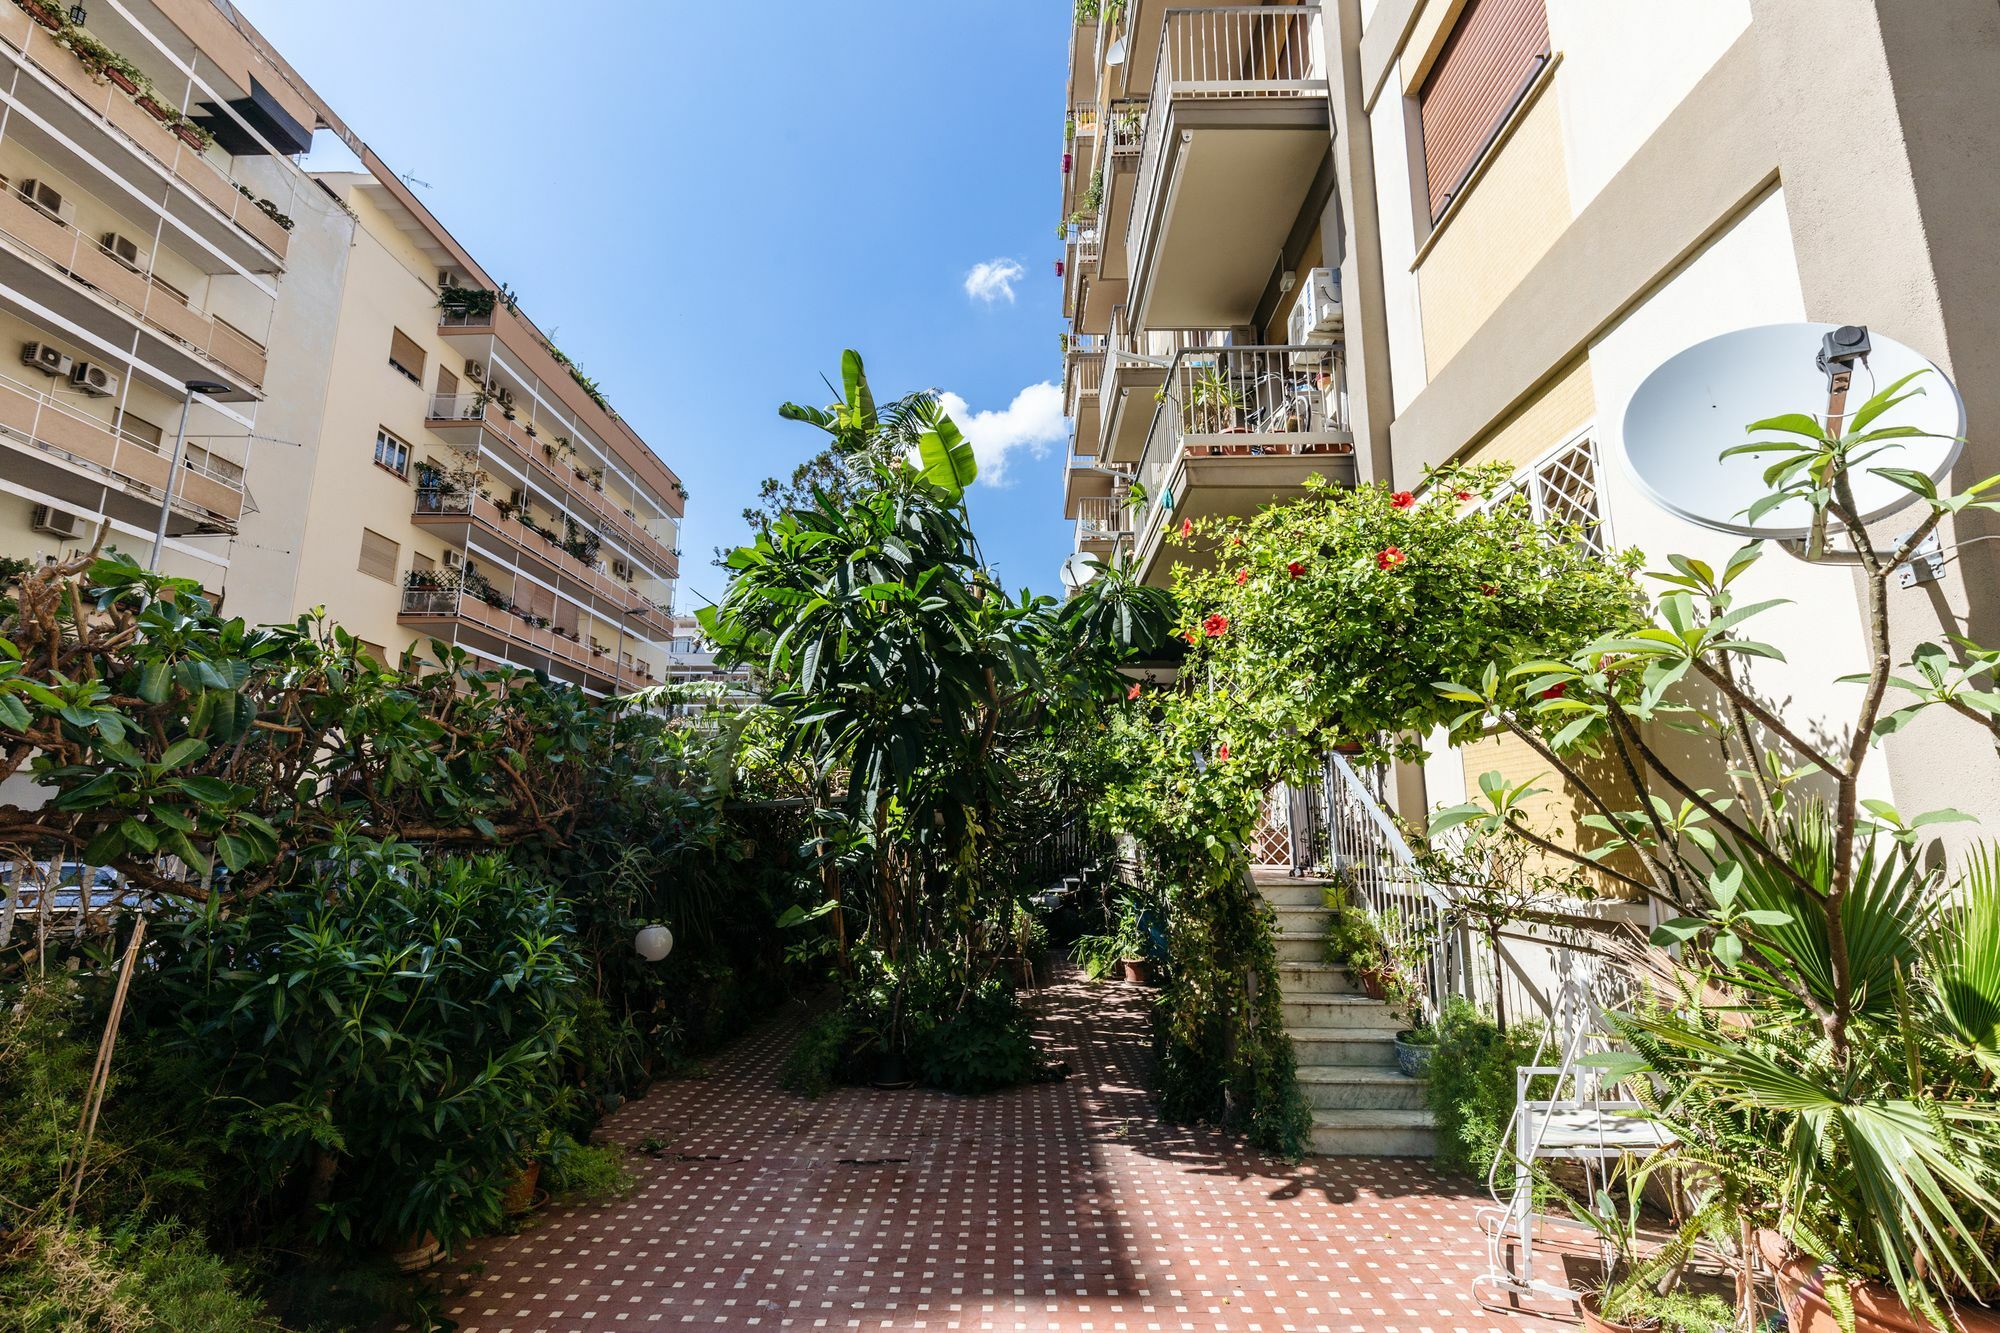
1497,433,1609,555
357,528,399,583
1416,0,1550,221
116,412,163,450
412,552,435,573
355,639,388,668
388,328,426,384
435,364,458,409
374,428,410,477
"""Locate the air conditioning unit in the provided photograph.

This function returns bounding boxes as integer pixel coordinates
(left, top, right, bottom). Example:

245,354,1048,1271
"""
442,548,464,570
69,361,117,397
1287,266,1342,345
17,179,73,225
31,504,81,539
611,559,631,581
99,232,146,273
21,341,71,377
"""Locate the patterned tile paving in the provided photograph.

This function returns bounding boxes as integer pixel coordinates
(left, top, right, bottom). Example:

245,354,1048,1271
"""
425,970,1567,1331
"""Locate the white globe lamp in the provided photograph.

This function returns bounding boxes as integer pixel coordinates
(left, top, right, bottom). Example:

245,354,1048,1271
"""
634,923,674,963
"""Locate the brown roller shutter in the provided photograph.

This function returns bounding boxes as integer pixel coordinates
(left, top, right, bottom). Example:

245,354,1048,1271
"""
1417,0,1550,220
388,328,427,383
358,528,400,583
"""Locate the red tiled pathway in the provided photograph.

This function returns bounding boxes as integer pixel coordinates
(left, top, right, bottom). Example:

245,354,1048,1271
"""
430,968,1566,1331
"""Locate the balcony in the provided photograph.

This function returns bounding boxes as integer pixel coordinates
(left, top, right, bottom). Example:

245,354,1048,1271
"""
1094,101,1148,282
0,181,266,394
1075,494,1135,558
1099,315,1236,466
0,362,242,533
434,303,685,524
1068,16,1098,109
1128,344,1355,584
397,580,657,697
1126,7,1329,328
408,484,672,640
1061,105,1099,218
425,393,679,579
1064,341,1105,452
0,7,289,269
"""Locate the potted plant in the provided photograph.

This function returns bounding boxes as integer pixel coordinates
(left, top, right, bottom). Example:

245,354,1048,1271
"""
1070,895,1154,984
136,91,172,122
1183,366,1244,438
21,0,65,33
1563,1155,1731,1333
1320,882,1390,998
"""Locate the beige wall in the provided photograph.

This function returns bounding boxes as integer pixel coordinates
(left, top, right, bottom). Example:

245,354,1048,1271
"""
1413,74,1571,374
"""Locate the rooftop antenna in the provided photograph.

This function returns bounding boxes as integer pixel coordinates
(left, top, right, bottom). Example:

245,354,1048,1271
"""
399,172,432,190
1617,322,1963,563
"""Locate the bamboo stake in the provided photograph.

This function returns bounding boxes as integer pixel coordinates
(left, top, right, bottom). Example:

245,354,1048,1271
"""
64,914,146,1221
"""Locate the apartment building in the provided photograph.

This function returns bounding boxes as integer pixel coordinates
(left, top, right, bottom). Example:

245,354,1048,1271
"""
0,0,684,696
223,158,683,692
1060,0,1348,586
0,0,314,594
1058,0,2000,830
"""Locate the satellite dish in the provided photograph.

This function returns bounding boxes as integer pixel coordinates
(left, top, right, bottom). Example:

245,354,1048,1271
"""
1059,551,1101,594
1618,323,1964,540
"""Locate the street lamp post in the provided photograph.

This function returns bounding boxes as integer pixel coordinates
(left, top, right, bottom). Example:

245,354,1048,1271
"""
147,379,231,572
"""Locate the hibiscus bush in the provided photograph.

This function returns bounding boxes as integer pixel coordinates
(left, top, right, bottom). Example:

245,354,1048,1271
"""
1085,467,1644,1156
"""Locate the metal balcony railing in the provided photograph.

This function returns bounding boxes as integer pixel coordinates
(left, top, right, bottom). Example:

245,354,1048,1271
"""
1065,347,1105,420
400,584,462,617
1076,494,1134,538
1108,100,1148,157
1065,215,1102,268
1133,343,1351,527
1130,7,1328,254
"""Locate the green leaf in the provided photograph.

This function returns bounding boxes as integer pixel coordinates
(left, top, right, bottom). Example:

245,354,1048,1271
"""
916,414,978,499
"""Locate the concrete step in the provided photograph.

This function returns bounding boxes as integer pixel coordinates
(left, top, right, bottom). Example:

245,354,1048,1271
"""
1309,1108,1437,1156
1258,880,1332,908
1271,904,1334,935
1275,962,1362,995
1281,996,1407,1032
1288,1029,1400,1068
1297,1066,1430,1111
1276,933,1332,963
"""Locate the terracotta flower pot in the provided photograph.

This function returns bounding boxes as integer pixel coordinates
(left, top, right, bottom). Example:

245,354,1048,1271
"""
385,1231,442,1273
1120,957,1154,986
1577,1292,1648,1333
22,0,63,32
501,1160,542,1216
173,124,204,148
105,69,137,94
1759,1232,2000,1333
136,94,170,122
1352,965,1389,1000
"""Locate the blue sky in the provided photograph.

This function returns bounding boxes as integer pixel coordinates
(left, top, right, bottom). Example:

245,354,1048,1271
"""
236,0,1074,610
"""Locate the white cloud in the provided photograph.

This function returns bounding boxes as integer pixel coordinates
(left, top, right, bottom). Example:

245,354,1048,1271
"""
938,383,1067,487
962,257,1026,304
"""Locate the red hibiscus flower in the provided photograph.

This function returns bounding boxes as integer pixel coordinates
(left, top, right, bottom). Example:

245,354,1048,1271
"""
1377,546,1406,570
1392,491,1415,509
1542,682,1569,700
1217,742,1231,761
1180,517,1193,540
1183,630,1199,645
1455,490,1474,502
1480,583,1499,597
1203,613,1230,637
1235,568,1251,585
1287,561,1305,578
1126,681,1143,700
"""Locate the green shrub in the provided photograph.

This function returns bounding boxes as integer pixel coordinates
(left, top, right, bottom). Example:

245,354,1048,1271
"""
148,834,583,1250
781,1010,853,1099
1593,1286,1733,1332
0,1222,273,1332
910,978,1046,1094
1423,997,1545,1181
544,1139,635,1203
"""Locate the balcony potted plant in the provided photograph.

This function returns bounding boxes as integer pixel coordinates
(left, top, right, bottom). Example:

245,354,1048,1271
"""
1183,366,1245,448
20,0,65,33
135,90,172,123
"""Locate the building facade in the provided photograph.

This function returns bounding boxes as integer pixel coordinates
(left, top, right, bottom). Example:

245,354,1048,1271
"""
0,0,684,695
1056,0,2000,831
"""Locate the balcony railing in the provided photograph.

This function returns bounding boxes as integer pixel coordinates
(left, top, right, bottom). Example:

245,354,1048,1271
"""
1130,7,1327,254
0,363,242,525
1065,347,1104,420
1077,494,1134,538
0,8,291,259
1108,100,1148,157
1134,343,1351,519
398,580,658,691
425,392,679,574
0,184,267,386
1064,215,1102,268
